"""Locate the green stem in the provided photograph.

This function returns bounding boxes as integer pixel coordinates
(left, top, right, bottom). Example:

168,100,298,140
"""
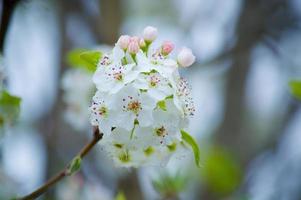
130,119,139,139
131,54,137,64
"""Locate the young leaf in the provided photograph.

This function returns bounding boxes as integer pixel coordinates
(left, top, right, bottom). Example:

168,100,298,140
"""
80,51,102,70
0,90,21,127
180,130,201,167
157,100,167,111
289,80,301,100
67,156,81,175
67,49,102,73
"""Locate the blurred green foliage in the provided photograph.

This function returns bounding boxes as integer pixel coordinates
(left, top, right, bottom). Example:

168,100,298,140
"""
152,172,188,199
201,146,242,196
289,80,301,100
0,90,21,132
67,49,102,73
115,191,127,200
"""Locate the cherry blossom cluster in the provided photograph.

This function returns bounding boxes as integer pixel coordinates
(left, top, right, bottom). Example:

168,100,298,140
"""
90,26,195,167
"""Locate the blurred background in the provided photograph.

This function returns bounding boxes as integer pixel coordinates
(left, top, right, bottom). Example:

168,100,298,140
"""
1,0,301,199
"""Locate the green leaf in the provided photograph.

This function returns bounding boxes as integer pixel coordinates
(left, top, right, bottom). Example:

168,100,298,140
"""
157,100,167,111
67,49,102,73
289,80,301,100
80,51,102,70
0,90,21,128
180,130,201,167
67,156,81,175
201,146,242,196
115,191,126,200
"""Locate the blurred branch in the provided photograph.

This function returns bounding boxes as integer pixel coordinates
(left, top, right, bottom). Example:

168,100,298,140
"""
99,0,122,44
214,0,299,165
17,127,103,200
0,0,20,52
214,0,266,162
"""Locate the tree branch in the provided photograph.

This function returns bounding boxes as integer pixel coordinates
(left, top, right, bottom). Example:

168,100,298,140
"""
0,0,20,52
17,127,103,200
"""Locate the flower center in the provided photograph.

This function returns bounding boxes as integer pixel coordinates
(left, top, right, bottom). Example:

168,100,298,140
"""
100,55,111,66
149,75,160,87
113,72,123,81
119,151,131,163
98,106,108,117
127,100,141,114
155,126,167,137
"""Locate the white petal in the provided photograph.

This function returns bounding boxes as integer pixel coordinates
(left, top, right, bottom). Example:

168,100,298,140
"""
132,78,149,89
116,112,136,131
112,46,125,61
124,70,139,84
148,88,167,100
138,110,153,127
110,82,124,94
140,93,157,109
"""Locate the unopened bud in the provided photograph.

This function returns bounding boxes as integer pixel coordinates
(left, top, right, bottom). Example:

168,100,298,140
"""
161,41,174,55
177,47,195,67
143,26,158,42
117,35,130,50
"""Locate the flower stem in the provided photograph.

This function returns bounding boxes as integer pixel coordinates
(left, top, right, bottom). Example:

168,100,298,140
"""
17,127,103,200
131,53,137,64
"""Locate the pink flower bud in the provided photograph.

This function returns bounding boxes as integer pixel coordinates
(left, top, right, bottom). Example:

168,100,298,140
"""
127,38,140,54
161,41,174,55
130,36,140,43
139,38,146,48
143,26,158,42
117,35,130,50
177,47,195,67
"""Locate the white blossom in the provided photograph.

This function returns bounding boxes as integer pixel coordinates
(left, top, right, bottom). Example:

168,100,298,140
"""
112,85,157,130
61,45,113,132
93,47,139,94
90,91,117,135
61,68,95,131
90,26,196,167
173,77,195,117
136,49,178,79
132,72,173,101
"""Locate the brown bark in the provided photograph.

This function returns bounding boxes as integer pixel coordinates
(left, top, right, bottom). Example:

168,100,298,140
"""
214,0,266,165
99,0,122,45
0,0,20,52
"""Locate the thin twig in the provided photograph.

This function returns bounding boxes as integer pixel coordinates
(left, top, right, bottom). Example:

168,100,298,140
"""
17,127,103,200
